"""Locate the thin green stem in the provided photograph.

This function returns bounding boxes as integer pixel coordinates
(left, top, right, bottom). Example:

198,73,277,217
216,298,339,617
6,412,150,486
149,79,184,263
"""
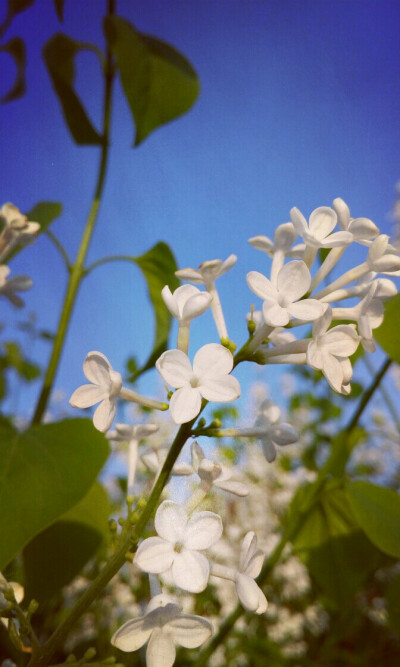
195,357,392,663
30,0,115,425
44,230,72,271
84,254,135,276
28,418,195,667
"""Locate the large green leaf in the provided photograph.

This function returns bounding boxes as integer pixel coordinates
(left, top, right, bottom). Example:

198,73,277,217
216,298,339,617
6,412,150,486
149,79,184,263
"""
0,419,109,570
0,0,35,38
130,241,179,379
374,294,400,363
0,37,26,103
6,201,62,262
346,480,400,558
104,16,199,146
293,480,385,609
23,482,110,602
43,33,103,145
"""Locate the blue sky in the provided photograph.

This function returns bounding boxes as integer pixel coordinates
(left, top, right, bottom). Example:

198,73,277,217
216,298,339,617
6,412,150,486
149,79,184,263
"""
1,0,400,422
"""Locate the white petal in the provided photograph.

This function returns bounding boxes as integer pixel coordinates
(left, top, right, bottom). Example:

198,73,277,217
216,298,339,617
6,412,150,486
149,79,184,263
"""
146,629,175,667
169,386,202,424
172,284,199,315
134,537,174,574
111,618,152,652
181,292,212,322
308,207,337,240
214,479,249,496
306,340,324,370
236,573,268,614
156,349,193,388
290,207,308,235
246,271,278,301
262,439,277,462
219,254,238,276
248,235,274,253
312,306,332,337
239,532,257,572
155,501,187,543
184,511,223,550
262,300,289,327
193,343,233,379
277,261,310,303
172,550,210,592
93,398,116,432
321,354,345,393
175,267,204,284
167,615,212,648
319,230,353,248
161,285,180,318
200,375,240,403
271,423,298,446
274,222,297,249
69,384,107,409
332,198,350,230
288,299,325,321
349,217,379,240
83,351,113,386
322,326,359,356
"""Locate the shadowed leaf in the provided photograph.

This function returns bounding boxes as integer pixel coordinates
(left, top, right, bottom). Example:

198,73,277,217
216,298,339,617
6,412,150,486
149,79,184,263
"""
0,38,26,103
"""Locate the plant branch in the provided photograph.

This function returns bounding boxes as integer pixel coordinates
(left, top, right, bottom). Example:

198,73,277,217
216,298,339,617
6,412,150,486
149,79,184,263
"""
44,230,72,271
84,255,135,276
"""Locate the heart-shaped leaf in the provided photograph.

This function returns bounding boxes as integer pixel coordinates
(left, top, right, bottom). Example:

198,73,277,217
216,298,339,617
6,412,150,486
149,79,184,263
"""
0,419,109,570
0,38,26,103
104,16,199,146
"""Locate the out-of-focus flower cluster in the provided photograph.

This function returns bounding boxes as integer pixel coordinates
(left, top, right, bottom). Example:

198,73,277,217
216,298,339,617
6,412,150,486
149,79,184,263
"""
0,204,39,308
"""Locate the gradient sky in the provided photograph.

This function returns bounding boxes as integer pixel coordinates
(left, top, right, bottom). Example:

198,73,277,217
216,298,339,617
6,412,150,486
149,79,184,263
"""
1,0,400,421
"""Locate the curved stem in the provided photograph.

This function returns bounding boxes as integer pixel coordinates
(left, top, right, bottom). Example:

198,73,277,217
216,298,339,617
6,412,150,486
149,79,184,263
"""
44,230,72,271
195,357,392,664
27,419,195,667
84,254,135,275
30,0,115,425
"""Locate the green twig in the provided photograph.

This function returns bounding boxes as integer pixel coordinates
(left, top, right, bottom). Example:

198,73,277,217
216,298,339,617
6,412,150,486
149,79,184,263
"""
84,255,135,276
44,230,72,271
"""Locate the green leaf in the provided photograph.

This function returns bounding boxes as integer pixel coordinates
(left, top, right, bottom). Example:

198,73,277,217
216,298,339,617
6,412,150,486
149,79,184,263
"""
129,241,179,379
374,294,400,363
43,33,103,145
0,419,109,570
6,201,63,262
23,482,110,602
293,480,385,609
53,0,65,21
104,16,199,146
0,0,35,38
3,341,40,381
0,37,26,103
345,480,400,558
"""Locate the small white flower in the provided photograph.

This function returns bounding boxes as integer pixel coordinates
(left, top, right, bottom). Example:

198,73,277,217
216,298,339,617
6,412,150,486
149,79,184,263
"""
161,284,211,323
332,198,379,242
236,532,268,614
0,265,32,307
111,593,212,666
108,423,160,495
239,401,298,462
134,500,223,593
366,235,400,274
175,255,237,286
247,261,325,327
69,351,122,432
190,441,248,496
0,203,40,242
307,307,360,394
290,206,353,249
156,344,240,425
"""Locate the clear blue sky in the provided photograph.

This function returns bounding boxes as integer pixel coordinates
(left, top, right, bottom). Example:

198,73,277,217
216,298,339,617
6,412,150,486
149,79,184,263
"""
1,0,400,421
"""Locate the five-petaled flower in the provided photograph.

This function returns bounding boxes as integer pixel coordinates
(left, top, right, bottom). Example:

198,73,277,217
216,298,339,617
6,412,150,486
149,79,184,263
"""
156,343,240,424
134,500,223,593
236,532,268,614
111,593,212,667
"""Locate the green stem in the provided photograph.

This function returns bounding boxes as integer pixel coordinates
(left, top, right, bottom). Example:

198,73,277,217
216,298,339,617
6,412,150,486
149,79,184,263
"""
28,419,195,667
44,230,72,271
30,0,115,425
195,357,392,664
362,355,399,430
84,254,136,276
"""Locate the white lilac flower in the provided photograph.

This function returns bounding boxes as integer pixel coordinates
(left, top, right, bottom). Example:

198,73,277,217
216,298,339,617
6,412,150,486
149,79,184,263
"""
249,223,304,283
210,532,267,614
332,198,379,242
290,206,353,250
307,307,360,394
0,265,32,307
141,446,193,477
0,203,40,260
247,261,325,328
175,255,236,339
134,500,223,593
70,352,167,433
107,423,159,495
161,284,212,353
156,343,240,425
188,441,248,499
236,532,268,614
111,593,212,666
331,282,384,353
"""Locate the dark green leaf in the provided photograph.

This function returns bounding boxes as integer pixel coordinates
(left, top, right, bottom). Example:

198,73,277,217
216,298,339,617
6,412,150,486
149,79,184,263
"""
53,0,65,21
346,480,400,558
0,419,109,570
0,0,35,38
3,342,40,381
130,241,179,379
293,479,385,609
6,201,63,262
23,482,110,602
43,33,103,145
386,574,400,636
104,16,199,146
374,294,400,363
0,38,26,103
